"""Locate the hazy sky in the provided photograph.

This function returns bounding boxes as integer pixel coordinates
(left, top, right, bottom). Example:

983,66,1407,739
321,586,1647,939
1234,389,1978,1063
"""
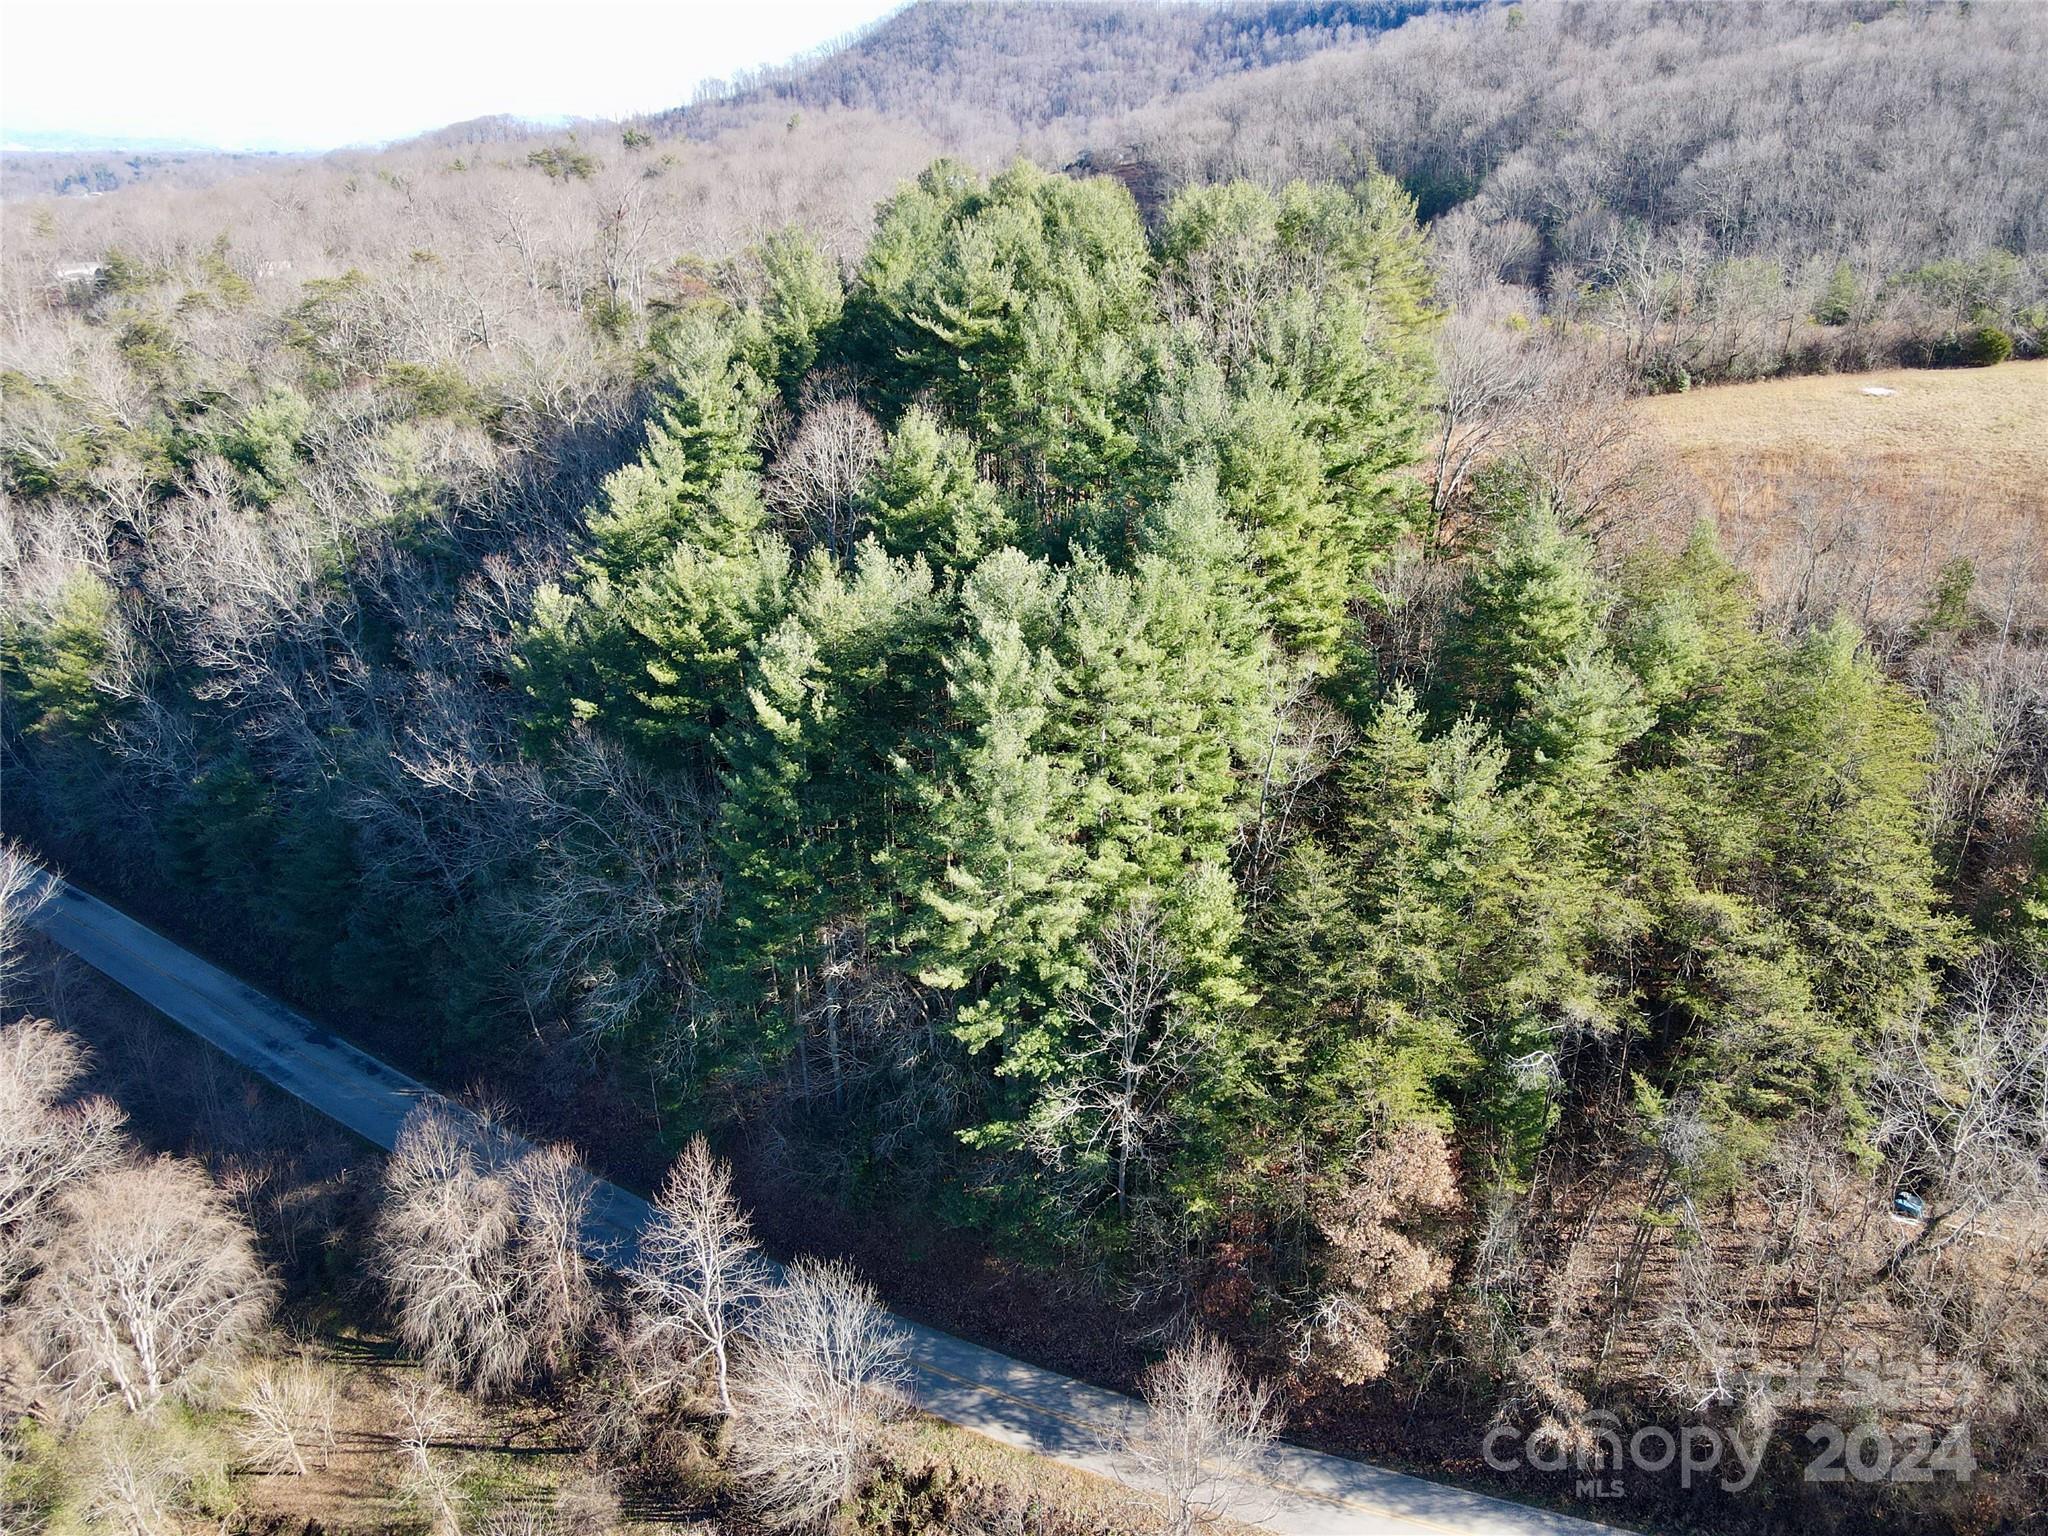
0,0,899,152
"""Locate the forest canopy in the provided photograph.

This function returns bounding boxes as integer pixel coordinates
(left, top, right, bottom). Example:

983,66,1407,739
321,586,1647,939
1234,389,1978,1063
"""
6,155,1966,1307
3,10,2046,1525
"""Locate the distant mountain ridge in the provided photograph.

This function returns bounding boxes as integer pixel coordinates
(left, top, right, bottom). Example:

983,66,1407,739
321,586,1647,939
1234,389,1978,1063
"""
652,0,1481,146
11,0,2039,286
639,0,2043,278
4,2,1479,201
2,129,241,154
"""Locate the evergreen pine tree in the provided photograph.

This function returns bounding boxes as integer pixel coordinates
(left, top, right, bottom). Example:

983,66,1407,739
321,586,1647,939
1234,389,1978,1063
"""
2,571,119,737
751,228,844,403
583,311,768,583
1437,474,1600,728
1748,616,1960,1028
858,407,1015,573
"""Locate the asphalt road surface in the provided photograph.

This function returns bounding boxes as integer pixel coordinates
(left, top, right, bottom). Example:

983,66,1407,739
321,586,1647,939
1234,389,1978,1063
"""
28,873,1632,1536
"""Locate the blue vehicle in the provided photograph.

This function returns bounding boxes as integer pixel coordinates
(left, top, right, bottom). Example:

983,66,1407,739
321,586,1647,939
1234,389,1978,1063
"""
1893,1189,1926,1220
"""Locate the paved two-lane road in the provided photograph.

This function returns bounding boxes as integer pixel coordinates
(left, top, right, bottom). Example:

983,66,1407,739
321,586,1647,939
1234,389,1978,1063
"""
27,874,1630,1536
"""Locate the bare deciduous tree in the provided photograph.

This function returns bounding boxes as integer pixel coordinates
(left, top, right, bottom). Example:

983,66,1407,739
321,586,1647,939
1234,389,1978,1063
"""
1029,900,1193,1222
66,1406,231,1536
625,1134,770,1414
24,1157,272,1417
731,1258,910,1529
1878,950,2048,1197
0,842,52,1005
1875,947,2048,1271
1120,1331,1282,1536
506,1142,601,1373
394,1374,468,1536
1425,306,1551,538
375,1102,599,1395
768,394,884,558
378,1104,523,1392
234,1355,339,1476
0,1017,127,1286
1243,684,1357,906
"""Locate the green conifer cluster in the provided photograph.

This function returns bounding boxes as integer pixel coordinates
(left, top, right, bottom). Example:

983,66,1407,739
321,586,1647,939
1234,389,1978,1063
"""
509,161,1956,1270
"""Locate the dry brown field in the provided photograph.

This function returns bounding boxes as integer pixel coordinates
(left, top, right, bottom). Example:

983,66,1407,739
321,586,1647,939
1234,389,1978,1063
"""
1638,362,2047,625
1640,361,2048,481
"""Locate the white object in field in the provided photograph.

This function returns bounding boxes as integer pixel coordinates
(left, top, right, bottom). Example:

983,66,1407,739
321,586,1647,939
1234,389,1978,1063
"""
1861,386,1898,396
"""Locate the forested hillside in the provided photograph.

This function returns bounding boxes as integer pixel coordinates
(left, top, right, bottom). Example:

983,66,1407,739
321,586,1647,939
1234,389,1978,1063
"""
652,0,2048,384
1112,0,2048,380
3,3,2046,1531
11,2,2042,381
660,0,1476,146
0,147,303,202
1117,0,2048,258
